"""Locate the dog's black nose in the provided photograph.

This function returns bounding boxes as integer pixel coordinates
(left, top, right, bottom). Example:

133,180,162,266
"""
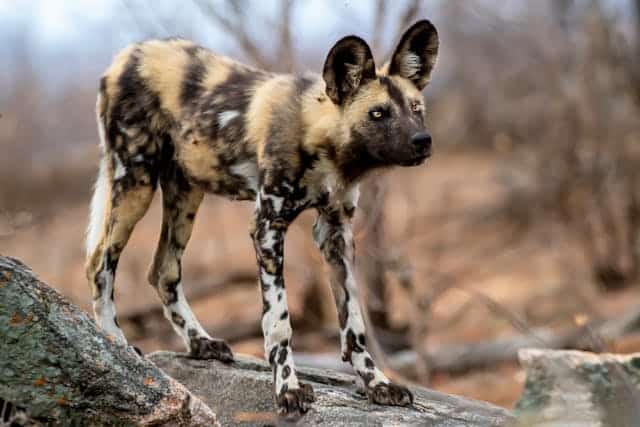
411,132,432,150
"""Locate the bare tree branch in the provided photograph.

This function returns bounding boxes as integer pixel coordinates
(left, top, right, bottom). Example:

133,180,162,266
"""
194,0,272,69
296,308,640,377
384,0,423,59
371,0,388,56
121,0,165,39
277,0,296,72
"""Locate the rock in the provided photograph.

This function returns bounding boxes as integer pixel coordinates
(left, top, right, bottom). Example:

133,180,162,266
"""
514,349,640,427
0,254,516,426
0,256,218,426
149,351,514,426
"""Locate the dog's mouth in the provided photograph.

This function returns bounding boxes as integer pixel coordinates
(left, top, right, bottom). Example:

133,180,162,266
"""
401,152,431,167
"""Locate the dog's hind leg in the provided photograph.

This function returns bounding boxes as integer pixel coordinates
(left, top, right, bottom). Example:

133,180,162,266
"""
85,152,156,345
147,163,233,362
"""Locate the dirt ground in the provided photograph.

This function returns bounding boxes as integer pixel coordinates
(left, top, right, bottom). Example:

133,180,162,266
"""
2,150,639,408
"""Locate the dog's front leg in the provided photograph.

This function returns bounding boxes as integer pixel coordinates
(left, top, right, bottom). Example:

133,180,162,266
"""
250,189,315,418
313,208,413,406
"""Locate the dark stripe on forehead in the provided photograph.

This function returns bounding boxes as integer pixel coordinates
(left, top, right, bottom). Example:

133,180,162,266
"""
379,76,406,112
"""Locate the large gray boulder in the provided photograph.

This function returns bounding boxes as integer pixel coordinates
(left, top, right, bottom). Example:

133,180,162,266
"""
150,351,514,426
0,254,515,426
0,256,218,426
514,349,640,427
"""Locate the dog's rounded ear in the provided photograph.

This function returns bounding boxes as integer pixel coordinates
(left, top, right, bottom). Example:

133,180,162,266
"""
323,36,376,105
388,20,439,90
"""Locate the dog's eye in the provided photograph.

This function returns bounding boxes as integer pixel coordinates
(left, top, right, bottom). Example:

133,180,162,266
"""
369,109,384,120
410,101,423,113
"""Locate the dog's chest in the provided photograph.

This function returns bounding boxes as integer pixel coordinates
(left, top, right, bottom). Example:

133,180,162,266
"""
302,166,359,212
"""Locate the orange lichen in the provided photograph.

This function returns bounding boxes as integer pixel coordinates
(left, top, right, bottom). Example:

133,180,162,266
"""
9,312,33,325
9,312,23,325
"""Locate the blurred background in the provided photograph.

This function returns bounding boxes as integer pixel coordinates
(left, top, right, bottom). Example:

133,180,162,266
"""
1,0,640,408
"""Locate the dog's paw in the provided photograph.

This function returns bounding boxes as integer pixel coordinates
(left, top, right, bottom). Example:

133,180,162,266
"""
276,383,316,419
366,382,413,407
189,337,234,363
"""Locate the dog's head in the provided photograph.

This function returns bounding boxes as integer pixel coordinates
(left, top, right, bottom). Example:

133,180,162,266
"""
323,20,439,173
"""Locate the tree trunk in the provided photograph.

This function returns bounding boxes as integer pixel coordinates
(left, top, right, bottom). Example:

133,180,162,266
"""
0,256,217,426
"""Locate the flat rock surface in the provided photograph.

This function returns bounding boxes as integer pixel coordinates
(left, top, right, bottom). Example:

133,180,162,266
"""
149,351,514,426
515,349,640,427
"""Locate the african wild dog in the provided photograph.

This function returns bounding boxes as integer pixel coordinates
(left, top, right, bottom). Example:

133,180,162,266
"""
85,20,439,416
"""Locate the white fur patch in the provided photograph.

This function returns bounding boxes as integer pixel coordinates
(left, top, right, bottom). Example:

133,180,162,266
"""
97,95,107,149
345,269,365,334
93,271,114,327
262,229,278,250
323,174,337,195
86,117,110,256
342,224,354,250
230,161,259,191
401,52,422,79
337,225,389,386
261,275,293,352
113,153,126,180
271,195,284,212
344,185,360,208
93,270,126,343
86,159,109,255
275,349,300,392
218,110,240,128
164,283,210,348
260,270,278,288
282,181,294,192
312,215,331,249
260,190,284,212
337,228,361,334
351,350,388,386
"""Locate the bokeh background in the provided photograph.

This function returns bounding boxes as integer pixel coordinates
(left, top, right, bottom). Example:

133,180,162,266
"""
2,0,640,407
